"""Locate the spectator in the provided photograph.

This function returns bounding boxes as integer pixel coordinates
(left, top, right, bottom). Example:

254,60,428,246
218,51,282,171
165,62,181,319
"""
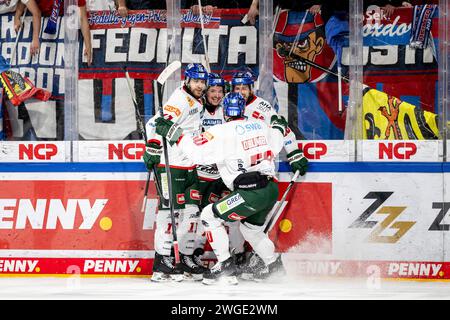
17,0,92,65
1,0,42,57
247,0,323,25
183,0,253,15
117,0,166,18
79,1,92,65
364,0,413,17
86,0,116,11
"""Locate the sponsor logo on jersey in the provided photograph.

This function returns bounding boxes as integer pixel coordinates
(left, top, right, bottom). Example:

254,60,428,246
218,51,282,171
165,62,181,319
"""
187,96,195,108
189,107,199,116
228,212,246,221
235,123,262,135
257,101,271,112
193,132,214,146
164,105,181,117
251,111,265,121
242,136,268,150
216,194,245,214
202,118,223,127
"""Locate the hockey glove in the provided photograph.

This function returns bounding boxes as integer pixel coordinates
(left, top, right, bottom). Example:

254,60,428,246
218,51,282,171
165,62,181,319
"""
287,149,308,176
270,115,288,136
143,142,162,170
155,117,184,146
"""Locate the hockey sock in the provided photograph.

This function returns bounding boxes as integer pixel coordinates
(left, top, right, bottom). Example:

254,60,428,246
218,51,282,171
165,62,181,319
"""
154,209,176,256
226,221,245,253
193,219,207,251
178,204,200,255
240,222,276,265
201,204,230,262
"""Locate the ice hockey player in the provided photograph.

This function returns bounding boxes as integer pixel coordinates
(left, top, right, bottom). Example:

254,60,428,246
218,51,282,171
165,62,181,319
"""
154,92,290,285
231,70,308,279
144,63,209,282
194,72,246,269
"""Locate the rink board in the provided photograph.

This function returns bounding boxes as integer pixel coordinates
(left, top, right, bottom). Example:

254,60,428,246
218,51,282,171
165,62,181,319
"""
0,140,449,280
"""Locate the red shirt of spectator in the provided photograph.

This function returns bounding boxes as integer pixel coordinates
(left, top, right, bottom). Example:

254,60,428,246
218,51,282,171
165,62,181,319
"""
37,0,86,16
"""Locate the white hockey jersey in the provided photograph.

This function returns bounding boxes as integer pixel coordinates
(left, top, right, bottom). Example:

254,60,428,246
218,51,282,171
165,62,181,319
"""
146,86,203,167
197,105,225,180
201,105,225,131
177,118,285,190
244,95,298,154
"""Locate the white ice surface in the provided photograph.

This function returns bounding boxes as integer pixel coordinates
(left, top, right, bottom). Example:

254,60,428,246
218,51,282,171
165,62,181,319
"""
0,276,449,300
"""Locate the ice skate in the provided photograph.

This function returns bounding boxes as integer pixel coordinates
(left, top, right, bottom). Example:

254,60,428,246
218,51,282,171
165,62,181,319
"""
202,257,238,285
151,253,184,282
253,254,286,282
178,253,208,281
239,252,266,281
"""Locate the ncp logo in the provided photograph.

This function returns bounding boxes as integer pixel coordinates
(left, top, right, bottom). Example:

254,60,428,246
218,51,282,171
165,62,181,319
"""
349,192,416,243
298,142,328,160
19,144,58,160
108,143,145,160
378,142,417,160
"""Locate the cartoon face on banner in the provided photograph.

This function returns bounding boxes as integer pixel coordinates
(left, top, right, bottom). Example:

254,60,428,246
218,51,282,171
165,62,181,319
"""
273,10,335,83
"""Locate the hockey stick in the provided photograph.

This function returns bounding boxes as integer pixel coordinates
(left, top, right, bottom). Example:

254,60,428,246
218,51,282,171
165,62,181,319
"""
123,67,168,211
264,170,300,234
155,60,183,264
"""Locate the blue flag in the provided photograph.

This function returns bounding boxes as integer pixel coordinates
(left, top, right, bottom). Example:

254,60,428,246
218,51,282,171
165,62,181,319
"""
0,55,10,74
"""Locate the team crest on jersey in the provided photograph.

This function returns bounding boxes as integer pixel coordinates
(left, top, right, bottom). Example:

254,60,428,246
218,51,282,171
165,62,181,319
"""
164,105,181,117
0,0,12,6
216,194,245,214
190,189,201,201
177,194,186,204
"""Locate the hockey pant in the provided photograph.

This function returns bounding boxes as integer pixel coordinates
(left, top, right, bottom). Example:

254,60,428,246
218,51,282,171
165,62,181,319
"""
201,203,276,265
194,219,245,254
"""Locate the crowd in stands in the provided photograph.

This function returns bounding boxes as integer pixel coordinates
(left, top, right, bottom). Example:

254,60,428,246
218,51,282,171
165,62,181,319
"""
0,0,441,67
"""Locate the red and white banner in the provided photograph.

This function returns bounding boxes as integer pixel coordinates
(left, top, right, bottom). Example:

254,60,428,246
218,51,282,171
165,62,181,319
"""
87,9,222,30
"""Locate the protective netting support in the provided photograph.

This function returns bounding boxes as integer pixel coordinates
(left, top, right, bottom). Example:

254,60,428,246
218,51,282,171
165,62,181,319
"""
165,0,182,103
346,0,364,158
64,0,79,161
257,0,274,106
439,0,449,159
